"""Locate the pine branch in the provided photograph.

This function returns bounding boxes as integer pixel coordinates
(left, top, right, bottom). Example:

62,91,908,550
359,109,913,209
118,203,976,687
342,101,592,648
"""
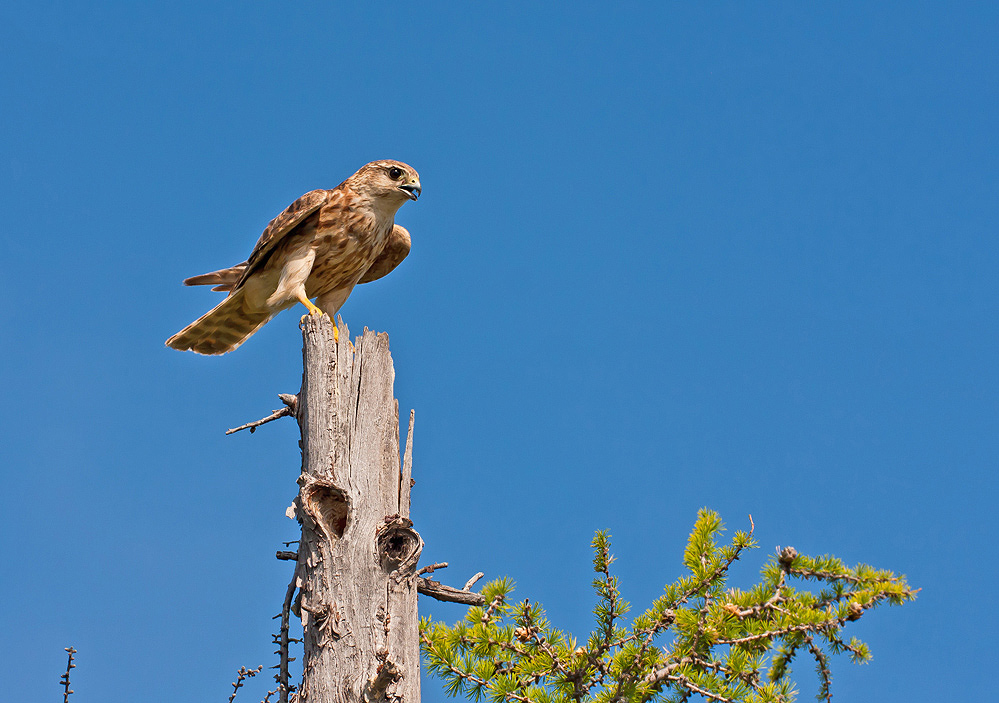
420,511,916,703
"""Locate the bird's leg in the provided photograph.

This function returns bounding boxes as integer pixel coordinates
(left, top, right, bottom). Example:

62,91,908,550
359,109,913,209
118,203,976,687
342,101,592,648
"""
296,292,338,342
296,291,324,317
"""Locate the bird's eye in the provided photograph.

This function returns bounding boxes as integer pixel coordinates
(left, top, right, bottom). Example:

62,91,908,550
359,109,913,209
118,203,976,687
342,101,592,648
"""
388,167,404,180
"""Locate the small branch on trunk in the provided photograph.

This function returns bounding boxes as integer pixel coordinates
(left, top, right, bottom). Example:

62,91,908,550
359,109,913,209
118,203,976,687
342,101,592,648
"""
463,572,485,591
226,394,299,435
276,551,298,561
418,577,486,606
417,562,448,576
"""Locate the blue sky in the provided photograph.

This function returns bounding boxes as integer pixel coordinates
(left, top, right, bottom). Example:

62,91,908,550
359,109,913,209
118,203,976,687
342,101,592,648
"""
1,2,996,700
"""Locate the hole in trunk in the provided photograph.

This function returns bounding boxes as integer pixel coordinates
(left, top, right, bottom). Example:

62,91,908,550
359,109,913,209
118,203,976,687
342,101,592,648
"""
304,483,349,539
376,516,422,573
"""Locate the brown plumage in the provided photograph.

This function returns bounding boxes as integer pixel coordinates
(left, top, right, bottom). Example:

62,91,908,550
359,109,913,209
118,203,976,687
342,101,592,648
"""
166,160,420,355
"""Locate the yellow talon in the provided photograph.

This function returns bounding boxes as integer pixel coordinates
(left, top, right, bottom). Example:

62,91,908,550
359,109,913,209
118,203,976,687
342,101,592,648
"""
297,294,324,322
296,293,338,342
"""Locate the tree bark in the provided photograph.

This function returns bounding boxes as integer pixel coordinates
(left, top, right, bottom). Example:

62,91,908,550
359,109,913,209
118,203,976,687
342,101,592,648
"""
294,316,422,703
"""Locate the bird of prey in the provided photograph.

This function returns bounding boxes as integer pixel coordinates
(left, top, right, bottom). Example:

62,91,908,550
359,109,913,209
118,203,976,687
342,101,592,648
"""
166,160,420,354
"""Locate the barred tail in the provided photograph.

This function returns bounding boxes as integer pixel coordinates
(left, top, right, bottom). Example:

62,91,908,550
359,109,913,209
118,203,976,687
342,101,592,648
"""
165,290,272,355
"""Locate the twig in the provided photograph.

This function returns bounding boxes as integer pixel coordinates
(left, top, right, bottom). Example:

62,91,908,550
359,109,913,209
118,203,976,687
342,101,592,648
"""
227,395,298,435
226,407,293,435
728,569,786,619
274,562,301,703
825,629,867,658
60,647,76,703
680,519,757,605
419,633,538,703
520,605,571,680
591,537,619,689
417,562,448,576
667,674,737,703
788,566,864,584
716,617,849,647
645,610,857,691
229,665,263,703
462,572,484,591
805,634,833,701
417,577,486,605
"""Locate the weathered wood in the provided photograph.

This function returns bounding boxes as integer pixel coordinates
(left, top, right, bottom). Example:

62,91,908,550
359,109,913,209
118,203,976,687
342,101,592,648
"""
416,578,486,606
294,315,422,703
400,410,414,520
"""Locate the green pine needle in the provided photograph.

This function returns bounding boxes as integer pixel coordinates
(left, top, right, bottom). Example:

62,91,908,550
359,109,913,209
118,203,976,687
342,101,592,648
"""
420,510,916,703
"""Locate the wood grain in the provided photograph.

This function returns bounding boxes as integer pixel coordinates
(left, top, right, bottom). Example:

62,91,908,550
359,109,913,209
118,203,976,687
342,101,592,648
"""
295,315,422,703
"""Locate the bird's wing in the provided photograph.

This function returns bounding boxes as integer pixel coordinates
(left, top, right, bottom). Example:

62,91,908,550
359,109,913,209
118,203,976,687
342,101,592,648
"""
234,189,330,288
358,225,412,284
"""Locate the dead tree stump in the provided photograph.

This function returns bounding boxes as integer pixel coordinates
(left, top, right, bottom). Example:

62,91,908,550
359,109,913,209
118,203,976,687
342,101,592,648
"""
294,315,422,703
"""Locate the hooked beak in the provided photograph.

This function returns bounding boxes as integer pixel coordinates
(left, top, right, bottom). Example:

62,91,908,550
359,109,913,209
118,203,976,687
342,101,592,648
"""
399,182,421,201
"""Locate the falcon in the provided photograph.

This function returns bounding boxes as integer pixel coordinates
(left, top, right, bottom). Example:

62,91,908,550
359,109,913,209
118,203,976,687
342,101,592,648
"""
166,160,420,354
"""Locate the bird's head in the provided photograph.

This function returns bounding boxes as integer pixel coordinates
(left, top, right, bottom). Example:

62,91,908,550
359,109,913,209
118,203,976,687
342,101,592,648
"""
349,160,422,208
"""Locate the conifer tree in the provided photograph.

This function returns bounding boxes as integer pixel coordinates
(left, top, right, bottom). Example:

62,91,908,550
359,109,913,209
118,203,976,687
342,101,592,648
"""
421,509,915,703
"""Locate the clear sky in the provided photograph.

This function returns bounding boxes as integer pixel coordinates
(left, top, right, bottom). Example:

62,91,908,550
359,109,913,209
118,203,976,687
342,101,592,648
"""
1,2,996,701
